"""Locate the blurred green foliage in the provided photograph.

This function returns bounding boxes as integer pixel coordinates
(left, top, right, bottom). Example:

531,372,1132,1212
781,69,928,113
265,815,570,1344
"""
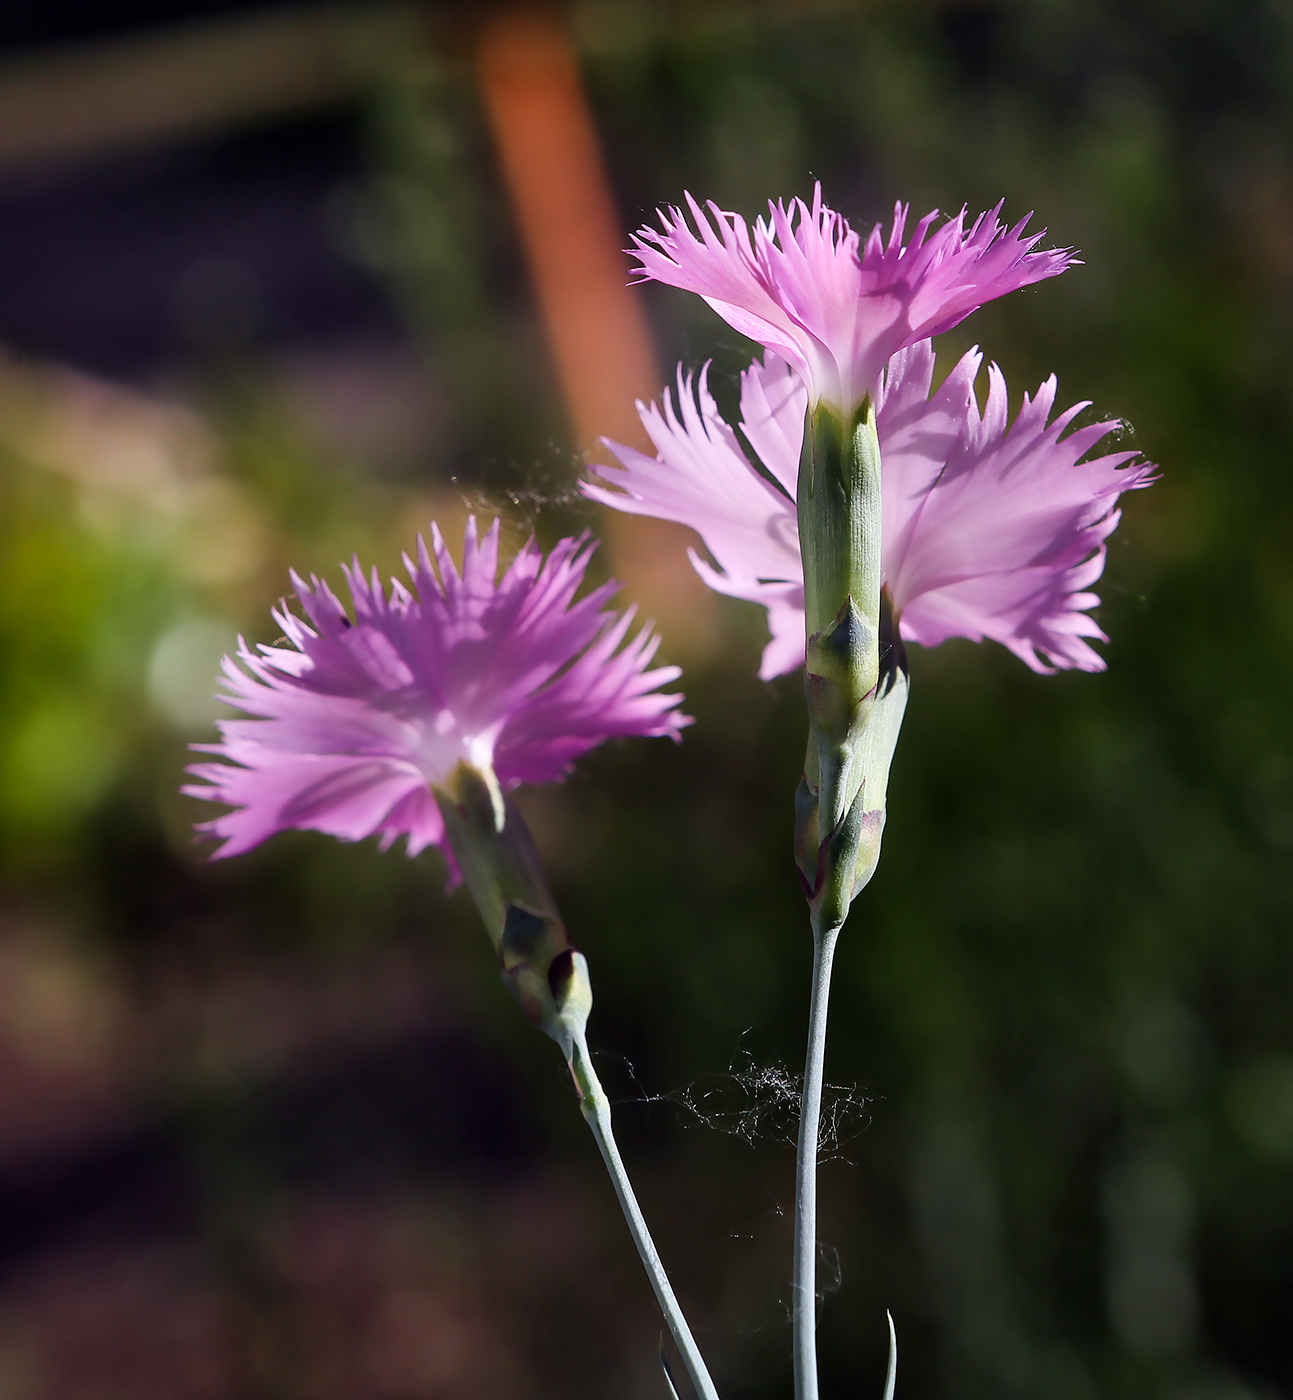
1,2,1292,1399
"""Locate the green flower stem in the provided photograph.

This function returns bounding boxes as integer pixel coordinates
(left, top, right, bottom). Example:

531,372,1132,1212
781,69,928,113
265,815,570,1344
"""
793,394,908,1400
792,916,841,1400
435,767,717,1395
568,1029,721,1400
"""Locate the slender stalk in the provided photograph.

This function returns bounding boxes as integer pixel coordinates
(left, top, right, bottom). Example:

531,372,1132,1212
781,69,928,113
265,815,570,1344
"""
568,1030,721,1400
792,917,841,1400
883,1310,898,1400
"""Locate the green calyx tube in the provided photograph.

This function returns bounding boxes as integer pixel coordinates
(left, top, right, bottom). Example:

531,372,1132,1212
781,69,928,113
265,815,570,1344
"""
795,397,908,931
433,761,591,1057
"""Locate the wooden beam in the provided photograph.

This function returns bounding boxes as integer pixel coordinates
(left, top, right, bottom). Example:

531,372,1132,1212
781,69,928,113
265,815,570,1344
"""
0,5,414,172
476,5,716,653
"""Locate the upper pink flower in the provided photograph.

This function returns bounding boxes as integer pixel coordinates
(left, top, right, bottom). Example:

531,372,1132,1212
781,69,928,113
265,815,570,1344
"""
585,346,1156,679
630,186,1076,414
185,518,688,863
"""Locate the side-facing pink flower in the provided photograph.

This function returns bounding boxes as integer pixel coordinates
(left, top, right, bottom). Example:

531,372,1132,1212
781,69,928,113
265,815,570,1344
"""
585,346,1155,678
185,518,688,864
631,186,1075,415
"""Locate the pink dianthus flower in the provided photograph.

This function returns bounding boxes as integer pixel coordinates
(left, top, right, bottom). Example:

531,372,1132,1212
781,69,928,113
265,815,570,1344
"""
631,186,1075,415
186,518,688,865
585,345,1156,678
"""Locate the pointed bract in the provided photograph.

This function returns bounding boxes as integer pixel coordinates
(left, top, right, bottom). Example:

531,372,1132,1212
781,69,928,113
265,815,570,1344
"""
630,186,1076,415
587,346,1155,677
185,519,689,864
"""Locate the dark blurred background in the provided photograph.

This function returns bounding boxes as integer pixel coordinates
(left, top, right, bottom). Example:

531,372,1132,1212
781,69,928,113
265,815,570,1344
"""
0,1,1290,1398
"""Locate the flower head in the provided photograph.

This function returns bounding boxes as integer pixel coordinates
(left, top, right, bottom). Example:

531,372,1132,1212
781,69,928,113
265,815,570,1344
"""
585,346,1155,677
186,518,688,865
631,186,1075,415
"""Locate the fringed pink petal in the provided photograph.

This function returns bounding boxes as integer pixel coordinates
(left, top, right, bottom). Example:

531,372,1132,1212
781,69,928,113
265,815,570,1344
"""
585,355,804,678
632,183,1076,410
185,754,427,858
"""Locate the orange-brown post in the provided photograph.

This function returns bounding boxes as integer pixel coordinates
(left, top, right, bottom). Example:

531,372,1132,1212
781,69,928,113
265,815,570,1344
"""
475,5,715,656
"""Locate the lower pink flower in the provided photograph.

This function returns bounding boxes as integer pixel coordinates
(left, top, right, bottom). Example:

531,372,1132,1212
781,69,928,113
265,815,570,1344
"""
185,518,689,864
585,346,1155,678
